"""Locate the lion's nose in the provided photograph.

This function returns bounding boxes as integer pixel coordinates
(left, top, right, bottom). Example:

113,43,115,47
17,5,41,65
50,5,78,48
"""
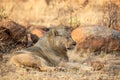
72,42,76,46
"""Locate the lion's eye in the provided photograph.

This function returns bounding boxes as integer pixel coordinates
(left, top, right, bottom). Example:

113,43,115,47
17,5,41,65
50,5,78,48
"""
66,36,69,39
57,34,63,37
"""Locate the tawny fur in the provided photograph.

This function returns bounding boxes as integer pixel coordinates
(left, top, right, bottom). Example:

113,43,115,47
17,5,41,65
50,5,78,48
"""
9,27,76,71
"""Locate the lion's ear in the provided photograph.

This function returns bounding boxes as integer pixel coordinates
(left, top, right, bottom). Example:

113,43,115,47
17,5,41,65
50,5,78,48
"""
51,29,58,36
48,29,58,37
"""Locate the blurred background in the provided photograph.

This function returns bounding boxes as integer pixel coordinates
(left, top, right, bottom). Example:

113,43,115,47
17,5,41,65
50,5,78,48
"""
0,0,120,29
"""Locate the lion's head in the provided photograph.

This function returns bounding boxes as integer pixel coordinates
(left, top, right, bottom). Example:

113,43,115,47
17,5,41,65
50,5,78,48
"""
33,26,76,65
46,26,76,51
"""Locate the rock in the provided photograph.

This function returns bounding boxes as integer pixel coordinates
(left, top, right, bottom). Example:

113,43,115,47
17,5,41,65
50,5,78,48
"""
71,26,120,53
0,19,27,45
29,25,49,37
28,25,50,43
0,19,28,52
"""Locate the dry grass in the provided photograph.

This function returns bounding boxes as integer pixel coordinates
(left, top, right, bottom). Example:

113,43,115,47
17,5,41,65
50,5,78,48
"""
0,51,120,80
0,0,120,28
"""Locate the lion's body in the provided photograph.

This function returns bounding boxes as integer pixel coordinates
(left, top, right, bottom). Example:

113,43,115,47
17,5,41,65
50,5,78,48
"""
9,27,76,71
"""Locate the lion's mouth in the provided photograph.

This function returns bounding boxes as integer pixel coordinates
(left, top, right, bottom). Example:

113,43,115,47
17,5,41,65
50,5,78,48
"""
66,46,75,50
67,48,72,50
66,43,76,50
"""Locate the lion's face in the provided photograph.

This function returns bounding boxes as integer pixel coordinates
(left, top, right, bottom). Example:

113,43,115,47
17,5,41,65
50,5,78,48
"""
47,27,76,51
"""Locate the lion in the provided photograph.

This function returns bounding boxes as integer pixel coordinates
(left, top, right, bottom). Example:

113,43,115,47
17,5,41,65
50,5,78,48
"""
9,26,76,71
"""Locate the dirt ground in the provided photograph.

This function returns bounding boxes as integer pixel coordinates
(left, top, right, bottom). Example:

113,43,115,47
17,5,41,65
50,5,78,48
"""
0,52,120,80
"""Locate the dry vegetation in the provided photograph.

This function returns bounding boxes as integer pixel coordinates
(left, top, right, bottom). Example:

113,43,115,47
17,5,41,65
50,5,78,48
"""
0,0,120,80
0,52,120,80
0,0,120,27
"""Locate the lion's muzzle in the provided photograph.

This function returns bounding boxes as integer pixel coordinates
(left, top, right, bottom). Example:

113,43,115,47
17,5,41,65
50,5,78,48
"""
66,41,76,50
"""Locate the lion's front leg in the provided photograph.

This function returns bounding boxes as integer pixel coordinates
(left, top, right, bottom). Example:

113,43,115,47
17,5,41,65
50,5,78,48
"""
9,53,56,71
9,52,63,72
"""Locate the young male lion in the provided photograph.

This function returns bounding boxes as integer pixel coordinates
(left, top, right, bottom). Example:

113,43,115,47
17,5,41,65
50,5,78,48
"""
9,26,76,71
